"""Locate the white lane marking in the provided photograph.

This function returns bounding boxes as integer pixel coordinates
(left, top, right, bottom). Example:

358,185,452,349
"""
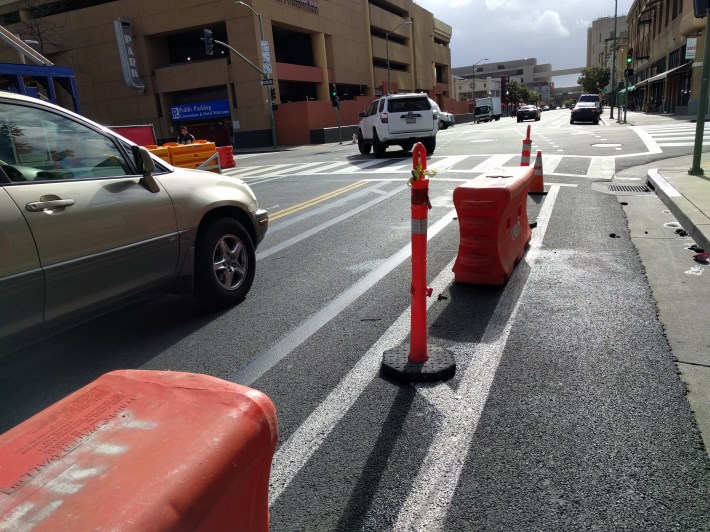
258,183,406,250
233,210,457,386
630,126,663,154
392,185,559,531
587,156,616,178
268,187,561,520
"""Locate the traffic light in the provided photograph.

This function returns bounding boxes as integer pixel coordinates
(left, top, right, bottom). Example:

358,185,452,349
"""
626,47,633,64
203,29,214,56
330,83,337,100
331,99,340,108
270,87,277,101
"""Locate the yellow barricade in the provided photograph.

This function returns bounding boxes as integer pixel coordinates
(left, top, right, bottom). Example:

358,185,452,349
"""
147,146,171,164
145,142,220,173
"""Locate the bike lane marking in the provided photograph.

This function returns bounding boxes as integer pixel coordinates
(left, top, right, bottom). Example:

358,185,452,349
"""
267,186,563,521
393,185,559,531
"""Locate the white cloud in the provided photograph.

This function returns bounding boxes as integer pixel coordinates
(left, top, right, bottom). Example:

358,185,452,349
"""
506,10,570,38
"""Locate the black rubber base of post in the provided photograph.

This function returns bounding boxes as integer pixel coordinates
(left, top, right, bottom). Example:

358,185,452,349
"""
528,191,548,195
381,345,456,382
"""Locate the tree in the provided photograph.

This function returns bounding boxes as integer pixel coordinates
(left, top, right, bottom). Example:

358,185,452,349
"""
577,66,611,94
16,0,68,58
506,80,531,106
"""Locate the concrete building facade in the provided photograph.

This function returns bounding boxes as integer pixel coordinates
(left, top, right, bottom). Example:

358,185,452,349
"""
0,0,455,147
587,15,628,69
622,0,701,116
451,58,552,106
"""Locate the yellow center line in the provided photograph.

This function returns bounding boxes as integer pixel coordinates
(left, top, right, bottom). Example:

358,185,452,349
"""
269,180,368,221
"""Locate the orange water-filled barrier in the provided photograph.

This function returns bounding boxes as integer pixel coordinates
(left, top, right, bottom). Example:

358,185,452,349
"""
0,370,278,531
452,166,534,285
217,145,236,169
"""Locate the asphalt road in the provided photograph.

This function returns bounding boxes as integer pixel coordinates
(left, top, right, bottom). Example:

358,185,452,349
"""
2,110,710,530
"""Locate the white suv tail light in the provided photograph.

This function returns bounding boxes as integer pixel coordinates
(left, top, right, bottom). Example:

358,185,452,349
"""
380,112,389,123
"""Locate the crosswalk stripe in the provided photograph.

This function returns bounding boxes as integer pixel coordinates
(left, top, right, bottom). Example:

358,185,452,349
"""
426,155,470,172
542,155,562,174
659,141,710,147
227,154,629,180
587,156,615,178
231,164,290,178
310,161,353,174
470,154,515,173
334,159,389,173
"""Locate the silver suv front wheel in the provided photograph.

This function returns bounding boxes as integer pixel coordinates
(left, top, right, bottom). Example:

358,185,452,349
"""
195,218,256,306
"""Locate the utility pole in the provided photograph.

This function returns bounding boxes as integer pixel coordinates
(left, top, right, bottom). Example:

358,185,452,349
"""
610,0,618,120
689,5,710,175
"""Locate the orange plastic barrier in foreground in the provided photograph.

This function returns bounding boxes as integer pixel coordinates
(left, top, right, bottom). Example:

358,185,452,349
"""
452,166,533,285
0,370,278,531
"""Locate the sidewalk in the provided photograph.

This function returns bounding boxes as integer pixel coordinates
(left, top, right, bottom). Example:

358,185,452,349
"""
608,109,710,455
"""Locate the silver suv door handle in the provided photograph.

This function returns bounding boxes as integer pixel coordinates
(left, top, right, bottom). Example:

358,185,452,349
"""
26,198,76,212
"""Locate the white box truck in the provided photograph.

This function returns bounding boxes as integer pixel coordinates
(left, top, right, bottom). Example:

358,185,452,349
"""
474,97,502,123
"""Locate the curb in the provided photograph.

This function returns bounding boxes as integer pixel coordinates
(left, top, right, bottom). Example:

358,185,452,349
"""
646,168,710,253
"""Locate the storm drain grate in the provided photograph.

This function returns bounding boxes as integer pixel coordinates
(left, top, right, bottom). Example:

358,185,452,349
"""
608,185,650,192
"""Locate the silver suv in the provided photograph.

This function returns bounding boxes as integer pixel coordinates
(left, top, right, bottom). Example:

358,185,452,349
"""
0,91,268,351
357,93,438,158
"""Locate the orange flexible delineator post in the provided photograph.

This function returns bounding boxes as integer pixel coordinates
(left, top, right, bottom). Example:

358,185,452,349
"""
529,150,548,195
0,370,278,531
520,125,532,166
452,166,534,286
382,143,456,382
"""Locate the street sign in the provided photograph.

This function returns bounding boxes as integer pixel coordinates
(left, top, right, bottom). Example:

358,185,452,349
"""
263,62,272,74
260,78,274,85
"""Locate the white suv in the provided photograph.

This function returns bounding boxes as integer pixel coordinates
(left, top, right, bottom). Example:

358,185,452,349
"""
357,93,438,158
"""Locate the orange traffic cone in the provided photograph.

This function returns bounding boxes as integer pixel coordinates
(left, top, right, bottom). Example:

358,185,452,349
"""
520,125,532,166
529,150,547,195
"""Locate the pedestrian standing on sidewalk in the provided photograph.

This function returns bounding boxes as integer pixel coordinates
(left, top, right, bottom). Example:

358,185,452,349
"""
177,125,195,145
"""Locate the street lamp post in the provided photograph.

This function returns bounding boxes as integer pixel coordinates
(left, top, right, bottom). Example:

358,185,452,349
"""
386,20,412,95
471,58,488,123
235,0,277,149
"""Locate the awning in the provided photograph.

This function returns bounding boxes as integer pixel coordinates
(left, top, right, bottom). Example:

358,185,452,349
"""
617,85,636,94
636,62,692,87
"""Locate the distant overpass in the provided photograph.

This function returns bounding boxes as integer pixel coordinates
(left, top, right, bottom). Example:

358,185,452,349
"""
548,67,585,77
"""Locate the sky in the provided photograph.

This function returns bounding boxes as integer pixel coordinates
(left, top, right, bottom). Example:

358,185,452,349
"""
413,0,635,88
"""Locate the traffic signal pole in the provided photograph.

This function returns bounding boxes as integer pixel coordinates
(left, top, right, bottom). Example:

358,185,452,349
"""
689,6,710,175
609,0,618,120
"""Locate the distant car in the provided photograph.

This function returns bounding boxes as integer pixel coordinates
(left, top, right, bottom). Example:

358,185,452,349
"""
0,91,268,352
578,93,602,111
429,100,454,129
570,101,601,124
357,93,438,157
516,105,540,122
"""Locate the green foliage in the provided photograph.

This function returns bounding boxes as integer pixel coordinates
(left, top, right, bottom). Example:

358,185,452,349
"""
506,81,537,105
577,66,611,94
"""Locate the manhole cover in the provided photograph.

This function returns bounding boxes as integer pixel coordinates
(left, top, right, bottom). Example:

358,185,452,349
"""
608,185,649,192
592,143,623,147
